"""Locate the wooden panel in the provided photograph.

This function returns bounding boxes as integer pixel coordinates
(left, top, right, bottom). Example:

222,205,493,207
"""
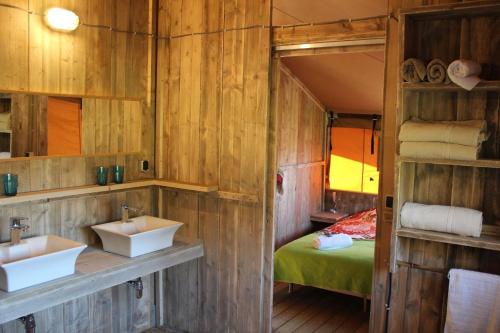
156,1,272,331
273,61,326,249
81,99,142,155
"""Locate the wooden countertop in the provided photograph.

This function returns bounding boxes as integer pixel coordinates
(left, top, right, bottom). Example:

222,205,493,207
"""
0,240,203,324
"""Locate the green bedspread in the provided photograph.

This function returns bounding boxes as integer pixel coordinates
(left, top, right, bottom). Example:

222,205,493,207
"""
274,233,374,295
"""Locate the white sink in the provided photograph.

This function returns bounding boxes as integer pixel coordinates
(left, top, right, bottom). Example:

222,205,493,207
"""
0,235,86,292
91,215,183,257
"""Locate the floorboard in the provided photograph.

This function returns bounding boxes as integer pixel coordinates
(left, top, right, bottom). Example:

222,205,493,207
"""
272,284,369,333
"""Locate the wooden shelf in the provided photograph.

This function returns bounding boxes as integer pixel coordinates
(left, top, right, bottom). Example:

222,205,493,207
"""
155,179,218,193
0,180,156,206
0,241,203,324
399,156,500,169
396,227,500,252
401,81,500,92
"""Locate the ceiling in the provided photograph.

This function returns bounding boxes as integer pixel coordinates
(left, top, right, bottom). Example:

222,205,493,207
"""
272,0,387,26
282,51,385,115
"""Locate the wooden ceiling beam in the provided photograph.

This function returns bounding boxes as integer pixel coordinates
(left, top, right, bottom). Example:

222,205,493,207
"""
272,17,387,47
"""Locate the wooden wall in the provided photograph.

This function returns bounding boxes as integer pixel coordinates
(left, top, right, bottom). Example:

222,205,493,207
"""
81,99,142,155
155,0,272,332
0,1,156,332
325,190,377,215
272,61,326,249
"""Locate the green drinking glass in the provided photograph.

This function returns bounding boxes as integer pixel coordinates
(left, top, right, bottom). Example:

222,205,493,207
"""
96,167,108,186
112,165,124,184
3,173,18,196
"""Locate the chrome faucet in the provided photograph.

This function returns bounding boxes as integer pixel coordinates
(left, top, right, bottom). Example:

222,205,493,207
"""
121,203,140,223
10,217,30,245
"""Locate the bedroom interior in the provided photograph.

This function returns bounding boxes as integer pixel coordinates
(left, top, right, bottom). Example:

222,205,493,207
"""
0,1,499,333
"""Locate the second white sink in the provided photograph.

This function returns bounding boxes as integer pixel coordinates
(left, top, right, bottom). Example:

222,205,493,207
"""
91,215,183,257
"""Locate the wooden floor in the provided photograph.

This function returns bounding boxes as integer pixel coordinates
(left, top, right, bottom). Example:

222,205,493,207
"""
272,284,370,333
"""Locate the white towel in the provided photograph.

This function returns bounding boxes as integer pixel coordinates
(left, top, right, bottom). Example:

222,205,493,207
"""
447,59,482,91
445,269,500,333
400,141,480,161
399,120,488,147
400,202,482,237
312,233,353,250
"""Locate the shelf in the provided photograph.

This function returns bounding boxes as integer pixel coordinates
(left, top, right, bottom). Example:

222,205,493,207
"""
396,227,500,252
401,81,500,92
0,241,203,324
155,179,218,193
399,156,500,169
0,179,219,206
0,180,157,206
0,129,11,134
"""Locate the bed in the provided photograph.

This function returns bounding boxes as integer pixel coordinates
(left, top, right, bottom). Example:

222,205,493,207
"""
273,209,376,300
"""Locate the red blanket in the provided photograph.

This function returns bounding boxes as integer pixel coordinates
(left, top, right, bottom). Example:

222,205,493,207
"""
323,208,377,239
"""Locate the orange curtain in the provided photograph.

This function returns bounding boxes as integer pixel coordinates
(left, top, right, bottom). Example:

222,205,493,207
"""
329,127,379,194
47,97,82,156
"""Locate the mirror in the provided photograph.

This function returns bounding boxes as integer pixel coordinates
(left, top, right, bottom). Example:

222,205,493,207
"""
0,93,142,159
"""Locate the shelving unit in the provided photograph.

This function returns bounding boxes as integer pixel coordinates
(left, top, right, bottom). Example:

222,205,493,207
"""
393,3,500,260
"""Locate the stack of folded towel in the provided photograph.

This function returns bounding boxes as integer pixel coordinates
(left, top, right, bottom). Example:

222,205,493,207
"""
401,58,482,90
312,233,353,250
401,202,483,237
399,119,489,160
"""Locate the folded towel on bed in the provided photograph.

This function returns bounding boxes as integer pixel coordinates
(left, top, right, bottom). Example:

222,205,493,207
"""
401,202,482,237
401,58,427,83
447,59,482,91
312,233,353,250
427,59,450,83
400,141,480,160
399,120,488,147
445,269,500,333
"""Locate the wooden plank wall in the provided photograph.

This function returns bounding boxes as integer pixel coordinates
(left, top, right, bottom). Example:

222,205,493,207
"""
81,99,143,155
272,61,326,249
372,1,500,333
0,1,156,332
155,1,272,332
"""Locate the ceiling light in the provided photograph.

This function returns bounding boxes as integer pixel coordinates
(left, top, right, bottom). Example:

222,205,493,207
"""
44,7,80,32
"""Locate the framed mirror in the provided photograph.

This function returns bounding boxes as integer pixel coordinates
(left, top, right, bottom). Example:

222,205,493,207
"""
0,93,142,159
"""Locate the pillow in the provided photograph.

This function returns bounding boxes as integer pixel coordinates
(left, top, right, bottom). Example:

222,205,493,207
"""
322,208,377,239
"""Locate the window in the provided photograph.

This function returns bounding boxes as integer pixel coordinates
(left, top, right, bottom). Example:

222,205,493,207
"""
329,127,379,194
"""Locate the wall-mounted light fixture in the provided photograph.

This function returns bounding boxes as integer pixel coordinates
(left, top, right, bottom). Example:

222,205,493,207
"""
44,7,80,32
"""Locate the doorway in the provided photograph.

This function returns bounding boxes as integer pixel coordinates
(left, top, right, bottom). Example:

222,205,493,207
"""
268,1,387,331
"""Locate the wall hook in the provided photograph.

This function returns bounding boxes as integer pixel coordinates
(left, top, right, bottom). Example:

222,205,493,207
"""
19,314,36,333
127,277,143,299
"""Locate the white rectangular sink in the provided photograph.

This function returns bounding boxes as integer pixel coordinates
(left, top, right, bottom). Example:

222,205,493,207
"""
0,235,87,292
91,215,183,257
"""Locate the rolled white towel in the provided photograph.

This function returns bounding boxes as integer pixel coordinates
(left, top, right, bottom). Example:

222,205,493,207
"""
447,59,482,91
312,233,353,250
401,202,482,237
